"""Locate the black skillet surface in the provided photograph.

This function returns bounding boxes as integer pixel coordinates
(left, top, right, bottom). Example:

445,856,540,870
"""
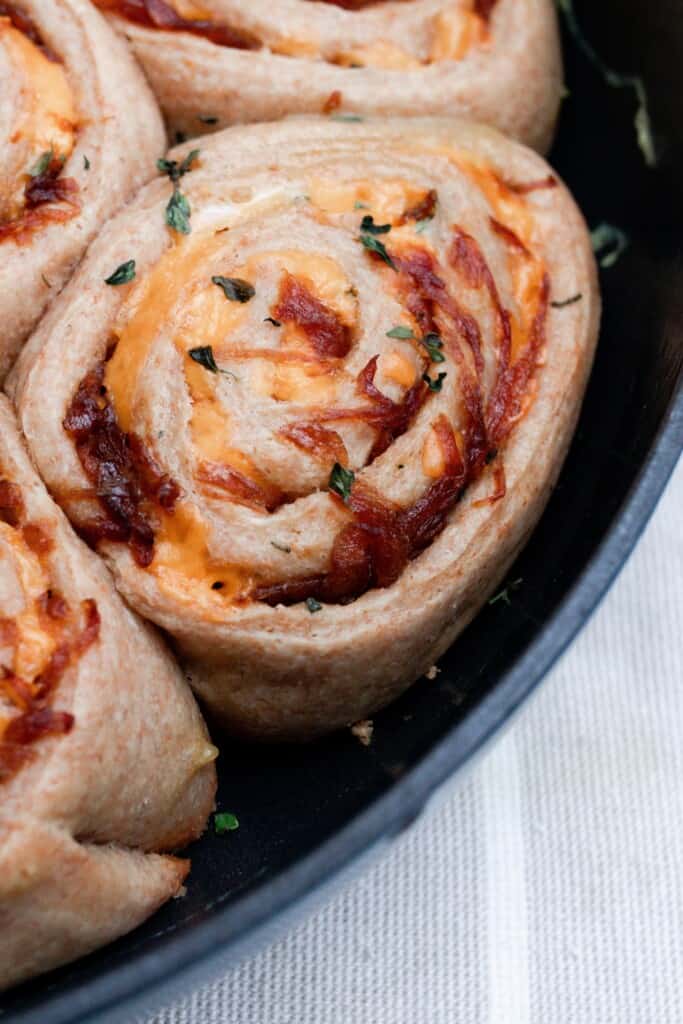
3,1,683,1020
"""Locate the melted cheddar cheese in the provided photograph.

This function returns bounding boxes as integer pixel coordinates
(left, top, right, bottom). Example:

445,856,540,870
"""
1,17,76,220
0,522,56,683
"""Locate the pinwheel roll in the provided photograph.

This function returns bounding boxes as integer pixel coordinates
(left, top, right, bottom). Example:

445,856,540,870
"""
0,396,216,989
94,0,562,152
9,118,599,741
0,0,165,382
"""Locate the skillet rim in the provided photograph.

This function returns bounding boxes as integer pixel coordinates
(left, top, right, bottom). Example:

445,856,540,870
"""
6,366,682,1024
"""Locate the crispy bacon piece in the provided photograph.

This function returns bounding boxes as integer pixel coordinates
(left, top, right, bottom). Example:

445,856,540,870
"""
473,0,500,21
21,523,54,555
0,156,80,245
279,422,349,465
323,90,343,114
401,189,438,224
0,2,59,60
256,221,546,607
273,273,352,359
97,0,260,50
0,585,100,782
197,462,283,512
0,479,24,527
505,175,558,195
64,363,180,567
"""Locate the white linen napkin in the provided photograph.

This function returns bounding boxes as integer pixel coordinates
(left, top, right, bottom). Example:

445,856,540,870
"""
146,456,683,1024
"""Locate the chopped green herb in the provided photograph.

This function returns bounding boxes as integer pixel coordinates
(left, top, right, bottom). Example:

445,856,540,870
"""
198,115,219,125
189,345,238,380
189,346,219,373
212,276,255,303
104,260,136,286
214,812,239,834
590,223,629,268
330,114,364,122
360,215,391,236
386,325,415,340
354,200,369,210
271,541,292,553
305,597,323,613
551,293,583,309
423,371,447,392
83,155,91,171
157,148,200,184
489,577,523,607
264,316,282,327
422,333,445,363
166,189,191,234
29,149,53,177
555,0,656,167
359,232,397,271
329,462,355,503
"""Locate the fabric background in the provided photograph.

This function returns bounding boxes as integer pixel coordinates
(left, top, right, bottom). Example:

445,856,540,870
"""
144,456,682,1024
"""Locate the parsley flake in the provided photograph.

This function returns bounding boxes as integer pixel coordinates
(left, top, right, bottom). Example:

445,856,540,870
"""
83,155,91,171
29,149,53,177
329,462,355,503
305,597,323,613
360,215,391,236
330,114,364,122
422,333,445,363
212,276,255,303
157,149,200,184
214,812,239,834
166,189,191,235
104,260,136,286
423,371,447,392
359,232,397,271
386,325,415,340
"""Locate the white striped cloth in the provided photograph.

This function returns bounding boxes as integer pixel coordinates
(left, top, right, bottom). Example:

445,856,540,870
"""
146,456,683,1024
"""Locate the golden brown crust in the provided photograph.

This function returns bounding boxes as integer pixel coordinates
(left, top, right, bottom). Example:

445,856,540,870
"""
0,395,216,989
8,117,600,742
99,0,562,152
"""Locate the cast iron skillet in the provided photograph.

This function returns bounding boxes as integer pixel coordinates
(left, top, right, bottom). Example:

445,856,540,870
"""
2,1,683,1020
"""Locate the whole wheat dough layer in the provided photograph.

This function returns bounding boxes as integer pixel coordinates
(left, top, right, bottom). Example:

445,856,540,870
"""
98,0,562,152
0,0,165,382
0,396,216,989
8,117,600,741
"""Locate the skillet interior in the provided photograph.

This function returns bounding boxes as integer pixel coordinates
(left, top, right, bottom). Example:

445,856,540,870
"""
2,0,682,1020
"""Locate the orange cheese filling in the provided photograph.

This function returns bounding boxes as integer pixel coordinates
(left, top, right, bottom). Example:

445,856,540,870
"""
0,16,77,222
0,522,56,685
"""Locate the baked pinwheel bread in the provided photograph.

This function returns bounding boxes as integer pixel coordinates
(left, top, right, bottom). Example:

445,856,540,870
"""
0,395,216,989
8,117,599,741
94,0,562,152
0,0,165,382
